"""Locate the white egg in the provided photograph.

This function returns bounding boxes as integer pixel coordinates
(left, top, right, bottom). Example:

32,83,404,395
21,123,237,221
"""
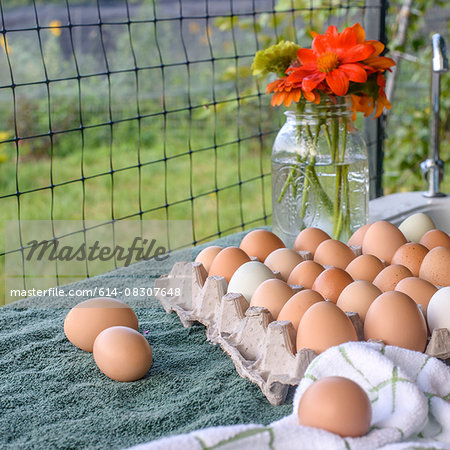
227,261,276,302
398,213,435,243
427,287,450,332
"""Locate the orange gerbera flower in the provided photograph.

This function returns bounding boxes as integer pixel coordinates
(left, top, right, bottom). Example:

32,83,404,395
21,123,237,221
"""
287,25,375,96
266,77,320,107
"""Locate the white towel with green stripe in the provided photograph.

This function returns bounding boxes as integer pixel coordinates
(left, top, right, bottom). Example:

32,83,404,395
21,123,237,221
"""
132,342,450,450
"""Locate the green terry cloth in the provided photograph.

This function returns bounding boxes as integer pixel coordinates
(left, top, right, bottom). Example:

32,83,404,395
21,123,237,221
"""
0,229,291,449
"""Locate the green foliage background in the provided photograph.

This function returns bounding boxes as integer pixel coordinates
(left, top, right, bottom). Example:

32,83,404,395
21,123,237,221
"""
383,0,449,192
215,0,449,193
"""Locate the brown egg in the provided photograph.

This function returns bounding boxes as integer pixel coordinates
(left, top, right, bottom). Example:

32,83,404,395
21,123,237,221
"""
297,301,358,353
194,246,223,272
250,279,294,320
277,289,325,330
347,223,372,247
264,248,304,282
93,326,152,382
362,221,407,264
372,264,413,292
420,229,450,250
419,246,450,287
64,298,139,352
314,239,356,269
364,291,428,352
208,247,251,283
239,229,285,262
298,376,372,437
293,227,330,257
312,268,354,303
395,277,438,312
391,243,428,277
337,281,382,321
345,254,385,282
287,260,325,289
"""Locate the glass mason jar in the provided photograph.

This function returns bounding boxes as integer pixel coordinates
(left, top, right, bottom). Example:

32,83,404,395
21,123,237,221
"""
271,95,369,247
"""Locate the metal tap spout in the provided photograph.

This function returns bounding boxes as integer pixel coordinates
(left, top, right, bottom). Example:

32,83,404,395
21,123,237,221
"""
421,33,448,198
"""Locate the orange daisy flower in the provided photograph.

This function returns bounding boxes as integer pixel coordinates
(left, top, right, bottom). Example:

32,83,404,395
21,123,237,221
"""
374,73,391,117
266,77,320,107
350,23,395,73
287,25,376,96
350,94,373,120
350,74,391,119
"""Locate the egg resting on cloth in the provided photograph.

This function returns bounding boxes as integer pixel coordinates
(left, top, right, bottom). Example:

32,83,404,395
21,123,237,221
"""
128,341,450,450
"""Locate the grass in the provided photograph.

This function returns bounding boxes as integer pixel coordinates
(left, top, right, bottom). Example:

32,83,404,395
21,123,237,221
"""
1,97,449,307
0,108,275,305
2,94,449,307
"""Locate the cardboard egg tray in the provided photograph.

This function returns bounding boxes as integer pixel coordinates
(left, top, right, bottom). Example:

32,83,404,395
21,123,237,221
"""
154,258,450,405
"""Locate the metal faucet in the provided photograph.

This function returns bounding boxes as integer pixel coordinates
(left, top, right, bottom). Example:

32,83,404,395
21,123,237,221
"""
421,33,448,198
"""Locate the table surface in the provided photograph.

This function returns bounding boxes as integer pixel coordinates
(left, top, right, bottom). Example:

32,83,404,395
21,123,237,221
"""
0,230,292,450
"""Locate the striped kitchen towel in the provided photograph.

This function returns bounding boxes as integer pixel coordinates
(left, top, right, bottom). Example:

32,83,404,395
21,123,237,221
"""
130,341,450,450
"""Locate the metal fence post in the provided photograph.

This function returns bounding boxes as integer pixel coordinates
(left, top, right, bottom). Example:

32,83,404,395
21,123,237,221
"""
364,0,388,199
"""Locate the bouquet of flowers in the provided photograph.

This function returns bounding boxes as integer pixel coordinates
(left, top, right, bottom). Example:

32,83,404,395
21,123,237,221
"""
252,23,395,241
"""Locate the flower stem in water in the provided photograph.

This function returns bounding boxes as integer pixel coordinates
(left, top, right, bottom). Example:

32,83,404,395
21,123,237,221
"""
332,117,341,238
333,116,349,240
